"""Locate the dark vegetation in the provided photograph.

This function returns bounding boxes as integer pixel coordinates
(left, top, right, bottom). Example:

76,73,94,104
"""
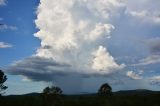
0,70,160,106
98,83,112,96
0,70,7,96
0,90,160,106
43,86,62,95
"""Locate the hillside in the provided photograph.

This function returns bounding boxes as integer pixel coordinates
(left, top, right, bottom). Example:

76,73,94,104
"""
0,90,160,106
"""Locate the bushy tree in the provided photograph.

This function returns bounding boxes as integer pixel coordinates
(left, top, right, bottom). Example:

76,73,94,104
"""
43,86,62,95
0,70,8,96
42,86,63,106
98,83,112,96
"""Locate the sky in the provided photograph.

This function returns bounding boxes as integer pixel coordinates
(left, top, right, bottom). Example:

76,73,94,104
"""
0,0,160,95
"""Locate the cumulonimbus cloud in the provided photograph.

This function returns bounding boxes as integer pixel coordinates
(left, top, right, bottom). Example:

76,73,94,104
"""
7,0,160,93
6,0,126,93
34,0,125,74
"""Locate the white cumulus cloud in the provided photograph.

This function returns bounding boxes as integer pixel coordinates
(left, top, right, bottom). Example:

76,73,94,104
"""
34,0,125,74
126,71,142,80
92,46,125,73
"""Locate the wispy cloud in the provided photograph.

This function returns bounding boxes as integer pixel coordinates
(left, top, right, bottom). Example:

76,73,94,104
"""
0,42,12,48
0,0,6,6
137,55,160,66
0,24,18,31
125,0,160,25
132,37,160,66
129,11,160,24
150,76,160,86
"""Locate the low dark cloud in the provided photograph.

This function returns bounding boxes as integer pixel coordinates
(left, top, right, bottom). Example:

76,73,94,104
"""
42,45,52,49
5,56,127,93
150,81,160,86
150,76,160,86
5,55,153,94
146,37,160,55
5,56,85,93
6,56,125,80
6,56,71,81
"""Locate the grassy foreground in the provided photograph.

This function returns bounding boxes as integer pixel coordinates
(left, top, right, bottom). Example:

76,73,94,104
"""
0,92,160,106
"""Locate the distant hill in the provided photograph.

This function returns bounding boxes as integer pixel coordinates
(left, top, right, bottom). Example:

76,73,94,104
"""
72,89,160,96
114,89,160,96
23,92,40,96
7,89,160,96
7,92,40,97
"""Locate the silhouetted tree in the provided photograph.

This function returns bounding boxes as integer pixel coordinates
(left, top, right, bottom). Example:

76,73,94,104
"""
0,70,8,96
43,86,63,95
98,83,112,96
42,86,63,106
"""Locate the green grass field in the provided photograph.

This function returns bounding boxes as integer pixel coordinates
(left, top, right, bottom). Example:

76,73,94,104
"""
0,91,160,106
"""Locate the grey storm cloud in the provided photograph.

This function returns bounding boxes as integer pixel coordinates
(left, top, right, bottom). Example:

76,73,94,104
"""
6,56,122,81
6,56,71,80
135,38,160,66
6,56,126,93
6,56,85,93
